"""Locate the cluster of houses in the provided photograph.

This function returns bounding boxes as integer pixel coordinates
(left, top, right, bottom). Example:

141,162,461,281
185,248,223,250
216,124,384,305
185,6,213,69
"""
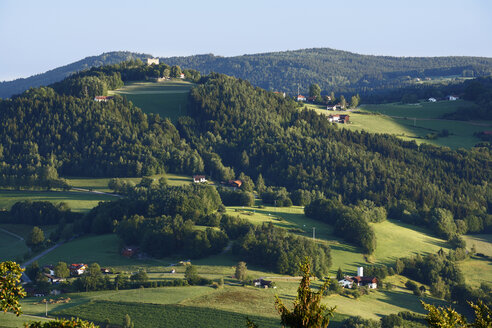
428,95,459,102
94,96,114,102
338,267,378,289
192,175,243,189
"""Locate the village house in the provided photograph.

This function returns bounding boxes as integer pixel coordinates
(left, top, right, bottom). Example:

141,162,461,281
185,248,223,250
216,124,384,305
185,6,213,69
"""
338,267,378,289
69,263,87,276
43,265,55,276
43,273,65,284
447,95,459,101
94,96,114,102
179,73,185,79
193,175,207,183
296,94,306,102
253,279,276,289
428,97,437,102
327,104,344,111
328,114,349,124
146,58,159,65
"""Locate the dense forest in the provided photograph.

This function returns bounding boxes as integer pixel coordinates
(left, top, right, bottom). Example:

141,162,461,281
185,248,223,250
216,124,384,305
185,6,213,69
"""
3,48,492,100
163,48,492,95
178,73,491,238
0,61,202,188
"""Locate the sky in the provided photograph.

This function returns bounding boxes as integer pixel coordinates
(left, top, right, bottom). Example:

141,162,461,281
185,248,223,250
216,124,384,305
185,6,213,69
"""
1,0,492,81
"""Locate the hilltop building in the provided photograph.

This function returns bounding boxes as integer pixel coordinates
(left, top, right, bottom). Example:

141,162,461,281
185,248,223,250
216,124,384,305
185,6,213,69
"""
146,58,159,65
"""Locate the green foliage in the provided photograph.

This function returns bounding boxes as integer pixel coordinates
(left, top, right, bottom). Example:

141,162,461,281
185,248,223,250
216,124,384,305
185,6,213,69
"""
234,223,331,276
25,318,99,328
26,226,45,248
274,258,335,328
0,261,26,316
234,261,247,281
130,269,149,284
164,48,492,96
54,262,70,279
422,301,467,327
123,314,134,328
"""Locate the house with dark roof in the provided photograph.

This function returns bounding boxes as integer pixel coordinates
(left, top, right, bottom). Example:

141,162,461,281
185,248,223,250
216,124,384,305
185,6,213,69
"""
253,279,276,289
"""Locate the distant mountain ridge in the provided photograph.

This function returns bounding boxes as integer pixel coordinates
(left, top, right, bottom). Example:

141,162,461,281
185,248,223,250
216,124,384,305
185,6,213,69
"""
0,51,150,98
2,48,492,98
162,48,492,95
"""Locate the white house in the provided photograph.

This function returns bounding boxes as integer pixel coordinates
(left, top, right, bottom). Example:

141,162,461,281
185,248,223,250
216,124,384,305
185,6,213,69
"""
428,97,437,102
179,73,185,79
296,95,306,102
193,175,207,183
338,277,354,288
447,95,459,101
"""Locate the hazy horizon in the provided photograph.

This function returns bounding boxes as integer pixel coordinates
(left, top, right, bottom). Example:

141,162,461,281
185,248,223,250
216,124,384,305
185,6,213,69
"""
1,0,491,81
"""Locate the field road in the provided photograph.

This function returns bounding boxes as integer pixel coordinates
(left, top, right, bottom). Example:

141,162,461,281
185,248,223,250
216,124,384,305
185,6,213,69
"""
21,242,64,283
387,115,492,127
71,187,121,198
0,227,23,241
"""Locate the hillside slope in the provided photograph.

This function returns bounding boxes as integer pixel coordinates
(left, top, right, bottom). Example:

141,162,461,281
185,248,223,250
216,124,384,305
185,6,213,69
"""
0,51,150,98
163,48,492,95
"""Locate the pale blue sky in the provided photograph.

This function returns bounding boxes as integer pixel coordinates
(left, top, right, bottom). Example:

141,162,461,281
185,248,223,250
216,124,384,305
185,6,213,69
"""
1,0,491,81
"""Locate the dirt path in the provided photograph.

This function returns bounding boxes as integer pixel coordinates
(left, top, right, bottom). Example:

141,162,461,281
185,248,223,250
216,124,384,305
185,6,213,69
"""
71,187,121,198
0,227,24,241
21,242,64,283
388,115,492,127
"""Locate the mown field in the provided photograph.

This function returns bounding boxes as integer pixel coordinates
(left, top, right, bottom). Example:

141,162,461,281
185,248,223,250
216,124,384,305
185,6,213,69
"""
226,205,450,275
108,80,194,122
306,100,491,149
65,173,193,193
0,190,117,213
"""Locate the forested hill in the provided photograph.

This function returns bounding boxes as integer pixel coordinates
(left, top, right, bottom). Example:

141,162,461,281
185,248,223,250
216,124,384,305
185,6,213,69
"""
163,48,492,95
0,51,149,98
178,73,492,237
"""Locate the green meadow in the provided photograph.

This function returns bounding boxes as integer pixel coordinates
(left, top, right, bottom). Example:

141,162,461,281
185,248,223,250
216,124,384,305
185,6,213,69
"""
108,80,194,122
0,190,116,213
305,100,491,149
65,173,193,193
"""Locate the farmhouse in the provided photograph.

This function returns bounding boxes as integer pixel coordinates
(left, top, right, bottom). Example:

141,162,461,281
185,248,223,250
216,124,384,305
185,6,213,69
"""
253,279,275,288
338,267,377,289
447,95,459,101
193,175,207,183
69,263,87,276
296,94,306,102
328,114,350,123
327,104,344,111
43,273,65,284
94,96,114,102
179,73,185,79
428,97,437,102
146,58,159,65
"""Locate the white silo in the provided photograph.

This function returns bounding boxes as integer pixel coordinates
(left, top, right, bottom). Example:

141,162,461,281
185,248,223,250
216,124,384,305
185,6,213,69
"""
357,267,363,277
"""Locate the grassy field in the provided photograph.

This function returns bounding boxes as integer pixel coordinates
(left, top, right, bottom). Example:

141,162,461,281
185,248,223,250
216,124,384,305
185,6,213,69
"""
66,173,193,193
462,234,492,257
0,313,52,328
306,100,491,148
0,190,116,213
225,205,449,275
108,80,194,122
